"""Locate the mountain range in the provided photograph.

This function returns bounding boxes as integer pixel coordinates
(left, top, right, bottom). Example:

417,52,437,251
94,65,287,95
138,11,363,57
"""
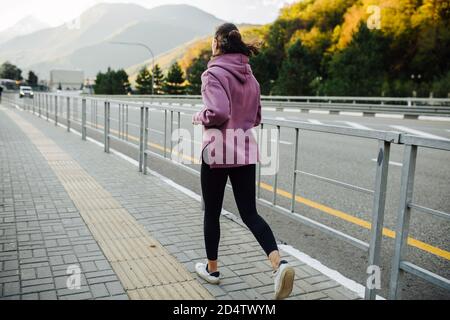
0,3,224,80
0,15,49,45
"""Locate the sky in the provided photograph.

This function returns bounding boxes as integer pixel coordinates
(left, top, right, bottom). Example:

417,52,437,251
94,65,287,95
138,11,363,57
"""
0,0,297,31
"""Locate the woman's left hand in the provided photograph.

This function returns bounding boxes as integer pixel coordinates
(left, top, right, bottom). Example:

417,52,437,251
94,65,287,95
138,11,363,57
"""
192,113,202,125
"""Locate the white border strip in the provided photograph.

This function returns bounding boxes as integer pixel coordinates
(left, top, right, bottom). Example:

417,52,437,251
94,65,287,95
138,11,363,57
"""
278,244,384,300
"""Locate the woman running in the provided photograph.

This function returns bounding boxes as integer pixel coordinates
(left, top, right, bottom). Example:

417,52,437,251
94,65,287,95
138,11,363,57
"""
192,23,295,300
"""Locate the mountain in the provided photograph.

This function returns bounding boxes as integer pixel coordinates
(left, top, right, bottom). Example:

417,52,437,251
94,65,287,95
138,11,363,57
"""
0,15,49,45
126,24,264,84
0,3,223,79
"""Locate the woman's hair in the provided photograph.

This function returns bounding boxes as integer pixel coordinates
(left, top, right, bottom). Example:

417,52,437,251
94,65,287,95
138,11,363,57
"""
214,23,259,57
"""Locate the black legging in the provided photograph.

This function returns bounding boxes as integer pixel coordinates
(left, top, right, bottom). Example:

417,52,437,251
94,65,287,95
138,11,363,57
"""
201,161,279,261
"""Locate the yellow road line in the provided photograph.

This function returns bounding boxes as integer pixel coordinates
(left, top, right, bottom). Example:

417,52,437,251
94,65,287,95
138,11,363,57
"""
258,183,450,261
89,121,450,261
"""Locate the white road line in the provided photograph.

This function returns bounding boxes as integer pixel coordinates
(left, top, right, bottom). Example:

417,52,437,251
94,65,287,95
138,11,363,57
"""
390,125,450,141
337,121,373,130
308,119,323,125
340,112,363,117
270,139,292,145
419,116,450,122
376,114,403,119
149,129,164,135
310,110,329,114
275,117,286,121
371,159,403,167
279,244,384,300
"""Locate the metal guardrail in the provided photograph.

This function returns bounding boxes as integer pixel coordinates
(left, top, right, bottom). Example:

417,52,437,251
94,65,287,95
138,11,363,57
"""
4,92,449,300
87,94,450,118
389,135,450,299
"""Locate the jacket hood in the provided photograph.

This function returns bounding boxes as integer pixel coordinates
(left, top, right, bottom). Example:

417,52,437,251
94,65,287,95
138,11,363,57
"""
207,53,252,84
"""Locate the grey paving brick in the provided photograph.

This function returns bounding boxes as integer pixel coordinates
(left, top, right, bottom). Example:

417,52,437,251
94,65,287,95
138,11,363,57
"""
39,290,58,300
59,292,93,300
222,281,251,292
3,281,21,296
22,293,39,300
105,281,126,296
20,268,37,281
89,283,109,298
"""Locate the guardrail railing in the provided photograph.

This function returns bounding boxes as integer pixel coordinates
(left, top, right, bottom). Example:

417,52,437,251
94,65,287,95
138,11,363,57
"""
85,94,450,119
4,92,449,300
389,135,450,299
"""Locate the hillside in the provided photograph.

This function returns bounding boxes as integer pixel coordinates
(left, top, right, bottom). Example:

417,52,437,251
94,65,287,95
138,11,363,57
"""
0,3,224,79
0,16,49,45
127,24,265,84
244,0,450,97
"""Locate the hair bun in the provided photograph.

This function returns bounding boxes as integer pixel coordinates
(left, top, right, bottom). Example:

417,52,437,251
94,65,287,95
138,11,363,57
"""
228,30,242,41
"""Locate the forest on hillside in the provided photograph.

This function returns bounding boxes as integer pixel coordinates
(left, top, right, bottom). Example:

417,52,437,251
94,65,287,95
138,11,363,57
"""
185,0,450,97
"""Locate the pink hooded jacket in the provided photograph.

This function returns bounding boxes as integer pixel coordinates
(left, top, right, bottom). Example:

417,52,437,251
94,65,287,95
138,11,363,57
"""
193,53,261,168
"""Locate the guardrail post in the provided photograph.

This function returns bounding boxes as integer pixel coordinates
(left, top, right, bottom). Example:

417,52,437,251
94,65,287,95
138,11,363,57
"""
46,95,49,121
389,144,417,300
257,123,263,199
164,110,168,158
143,106,149,175
139,104,145,172
125,104,129,141
55,96,58,126
365,140,391,300
104,101,110,153
272,125,281,205
82,98,87,141
67,97,71,132
291,128,300,212
38,94,42,117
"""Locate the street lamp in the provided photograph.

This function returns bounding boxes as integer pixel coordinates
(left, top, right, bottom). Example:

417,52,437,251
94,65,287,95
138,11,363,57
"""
109,41,155,95
410,74,422,98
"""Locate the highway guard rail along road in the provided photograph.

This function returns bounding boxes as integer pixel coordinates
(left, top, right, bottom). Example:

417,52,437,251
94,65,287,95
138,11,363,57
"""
3,92,449,300
88,94,450,119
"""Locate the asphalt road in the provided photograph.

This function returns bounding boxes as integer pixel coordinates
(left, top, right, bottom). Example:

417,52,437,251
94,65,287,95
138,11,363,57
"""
18,95,450,299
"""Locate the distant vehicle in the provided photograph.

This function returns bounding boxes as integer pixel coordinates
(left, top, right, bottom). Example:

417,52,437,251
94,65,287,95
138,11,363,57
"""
19,86,34,98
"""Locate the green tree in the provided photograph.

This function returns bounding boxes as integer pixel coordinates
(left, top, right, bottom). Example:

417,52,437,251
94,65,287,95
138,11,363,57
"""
94,68,131,95
164,62,186,95
135,67,153,94
27,71,38,87
186,50,210,95
152,64,165,95
273,40,319,95
322,24,390,96
0,61,23,80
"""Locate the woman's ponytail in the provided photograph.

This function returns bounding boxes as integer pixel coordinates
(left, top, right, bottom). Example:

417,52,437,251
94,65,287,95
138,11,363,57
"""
215,23,259,57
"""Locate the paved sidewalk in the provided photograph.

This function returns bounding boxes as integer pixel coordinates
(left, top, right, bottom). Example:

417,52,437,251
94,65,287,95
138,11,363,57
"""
0,103,360,300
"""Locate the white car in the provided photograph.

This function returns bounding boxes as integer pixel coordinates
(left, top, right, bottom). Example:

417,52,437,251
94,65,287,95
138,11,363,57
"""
19,86,34,98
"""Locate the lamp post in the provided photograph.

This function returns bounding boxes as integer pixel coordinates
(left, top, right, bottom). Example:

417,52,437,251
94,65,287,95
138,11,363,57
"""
410,73,421,98
109,41,155,95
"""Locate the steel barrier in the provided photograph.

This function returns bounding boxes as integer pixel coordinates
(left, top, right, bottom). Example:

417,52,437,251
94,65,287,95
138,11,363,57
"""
3,92,449,300
389,135,450,299
86,94,450,118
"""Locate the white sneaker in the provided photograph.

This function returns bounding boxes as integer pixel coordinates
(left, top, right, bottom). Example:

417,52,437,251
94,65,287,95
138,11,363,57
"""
195,261,220,284
273,260,295,300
